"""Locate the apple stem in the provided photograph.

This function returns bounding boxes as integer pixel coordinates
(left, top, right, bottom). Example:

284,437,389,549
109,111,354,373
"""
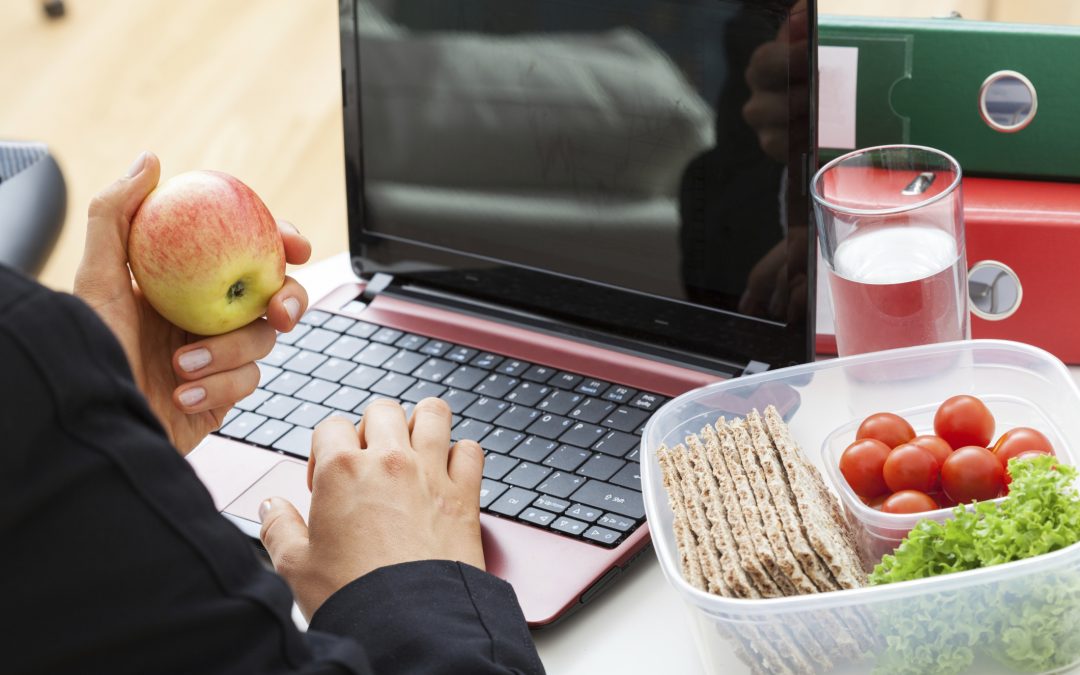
227,280,245,303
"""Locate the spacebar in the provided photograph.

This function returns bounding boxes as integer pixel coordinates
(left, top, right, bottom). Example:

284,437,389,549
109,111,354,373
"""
568,480,644,519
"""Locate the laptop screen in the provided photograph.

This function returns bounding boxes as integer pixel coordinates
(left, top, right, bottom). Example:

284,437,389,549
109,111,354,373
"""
341,0,815,370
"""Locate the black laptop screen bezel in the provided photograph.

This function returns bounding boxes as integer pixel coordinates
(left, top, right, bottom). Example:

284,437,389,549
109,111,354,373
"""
339,0,817,370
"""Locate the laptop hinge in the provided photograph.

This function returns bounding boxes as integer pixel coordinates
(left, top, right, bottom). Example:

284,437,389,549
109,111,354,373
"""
742,360,771,377
359,272,394,302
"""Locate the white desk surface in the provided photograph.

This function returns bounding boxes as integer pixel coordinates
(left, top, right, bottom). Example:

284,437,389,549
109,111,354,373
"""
273,254,1080,675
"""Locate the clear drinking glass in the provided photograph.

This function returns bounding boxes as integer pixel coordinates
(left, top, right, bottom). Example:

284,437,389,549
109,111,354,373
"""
812,145,969,357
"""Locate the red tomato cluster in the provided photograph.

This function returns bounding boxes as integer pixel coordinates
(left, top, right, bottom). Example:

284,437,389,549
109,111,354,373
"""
838,395,1055,514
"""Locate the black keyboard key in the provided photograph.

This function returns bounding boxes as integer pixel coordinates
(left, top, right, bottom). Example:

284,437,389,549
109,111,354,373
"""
236,389,272,411
322,386,369,412
341,365,387,391
277,323,311,346
577,454,625,481
248,419,293,447
261,343,299,367
609,463,642,490
489,487,538,517
534,495,570,513
324,335,368,360
570,480,645,519
285,402,332,428
629,392,666,412
469,352,503,370
566,503,602,523
552,517,587,536
445,346,478,363
511,436,558,462
593,430,639,458
346,321,379,339
549,372,582,390
419,340,453,357
452,418,494,443
311,357,357,383
266,371,310,396
483,454,519,480
463,397,509,423
401,380,447,403
299,310,331,326
412,357,457,383
603,386,638,404
295,379,340,404
370,327,404,344
395,334,428,351
497,359,531,377
257,363,282,388
535,471,586,499
383,350,426,375
256,395,303,419
370,373,416,398
518,508,557,527
584,526,621,546
443,366,485,390
493,405,541,432
272,426,314,458
321,315,356,334
296,328,337,352
353,343,397,367
543,445,591,472
503,462,552,489
481,428,525,455
526,413,573,440
598,513,635,532
220,412,266,439
569,398,617,424
560,422,607,448
623,447,640,463
574,379,610,397
442,389,478,414
522,365,557,383
472,374,518,400
479,479,508,509
283,350,328,375
505,382,550,407
536,390,583,415
603,406,650,433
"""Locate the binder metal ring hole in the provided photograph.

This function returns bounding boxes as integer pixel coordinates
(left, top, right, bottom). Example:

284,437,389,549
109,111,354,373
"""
968,259,1022,321
979,70,1038,133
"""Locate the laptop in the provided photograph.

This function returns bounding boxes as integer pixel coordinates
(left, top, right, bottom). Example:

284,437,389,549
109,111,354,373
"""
189,0,817,627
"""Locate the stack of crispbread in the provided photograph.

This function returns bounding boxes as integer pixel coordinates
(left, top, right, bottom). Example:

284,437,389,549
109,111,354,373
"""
657,405,876,674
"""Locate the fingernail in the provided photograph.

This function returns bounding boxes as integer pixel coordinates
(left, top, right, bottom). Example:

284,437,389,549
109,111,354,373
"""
178,347,212,372
258,499,274,523
283,297,301,323
178,386,206,407
280,220,301,236
125,151,148,178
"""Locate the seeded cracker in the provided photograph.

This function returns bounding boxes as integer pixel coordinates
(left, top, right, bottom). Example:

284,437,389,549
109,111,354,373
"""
657,445,709,592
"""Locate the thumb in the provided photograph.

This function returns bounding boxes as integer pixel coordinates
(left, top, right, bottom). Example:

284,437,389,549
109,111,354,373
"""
74,151,161,303
259,497,309,566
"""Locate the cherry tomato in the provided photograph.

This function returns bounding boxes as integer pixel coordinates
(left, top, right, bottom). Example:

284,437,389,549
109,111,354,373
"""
910,435,953,468
883,444,940,494
867,494,889,511
881,490,939,514
992,427,1054,468
941,446,1004,504
934,395,995,450
856,412,916,449
840,438,892,499
928,490,958,508
1002,448,1055,487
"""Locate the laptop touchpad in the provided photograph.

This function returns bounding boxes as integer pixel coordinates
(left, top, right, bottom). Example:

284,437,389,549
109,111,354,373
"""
224,460,311,524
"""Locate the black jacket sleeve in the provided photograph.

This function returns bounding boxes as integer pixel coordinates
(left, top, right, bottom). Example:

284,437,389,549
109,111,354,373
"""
0,265,543,675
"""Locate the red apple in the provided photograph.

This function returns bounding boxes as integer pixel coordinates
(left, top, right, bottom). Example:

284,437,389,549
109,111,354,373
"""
128,171,285,335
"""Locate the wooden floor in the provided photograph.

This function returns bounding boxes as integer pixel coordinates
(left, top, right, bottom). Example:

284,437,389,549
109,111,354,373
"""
2,1,1076,292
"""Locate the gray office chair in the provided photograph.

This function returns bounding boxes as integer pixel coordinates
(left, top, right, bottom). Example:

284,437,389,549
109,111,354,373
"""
0,142,67,276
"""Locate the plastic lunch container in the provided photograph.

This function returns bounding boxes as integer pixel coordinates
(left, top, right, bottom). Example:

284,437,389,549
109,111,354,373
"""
641,340,1080,675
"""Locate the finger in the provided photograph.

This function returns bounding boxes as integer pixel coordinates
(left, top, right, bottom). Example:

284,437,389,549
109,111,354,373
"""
745,41,792,91
265,276,309,332
74,151,162,304
447,440,484,504
359,399,411,452
409,397,453,471
173,318,276,380
277,220,312,266
259,497,309,568
173,362,260,414
309,413,361,491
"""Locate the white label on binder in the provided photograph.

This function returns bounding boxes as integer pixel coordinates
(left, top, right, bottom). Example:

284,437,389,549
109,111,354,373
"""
819,46,859,149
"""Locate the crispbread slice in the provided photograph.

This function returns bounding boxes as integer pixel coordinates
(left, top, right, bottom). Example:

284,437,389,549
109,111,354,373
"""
762,407,867,590
657,445,709,592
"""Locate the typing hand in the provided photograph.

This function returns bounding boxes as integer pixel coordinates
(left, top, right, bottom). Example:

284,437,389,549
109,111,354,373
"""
259,399,487,619
74,151,311,454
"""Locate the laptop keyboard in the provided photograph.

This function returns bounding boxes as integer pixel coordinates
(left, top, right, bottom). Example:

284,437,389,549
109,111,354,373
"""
216,309,667,548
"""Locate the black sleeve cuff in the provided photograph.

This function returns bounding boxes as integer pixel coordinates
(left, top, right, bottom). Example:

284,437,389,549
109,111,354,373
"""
309,560,544,675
